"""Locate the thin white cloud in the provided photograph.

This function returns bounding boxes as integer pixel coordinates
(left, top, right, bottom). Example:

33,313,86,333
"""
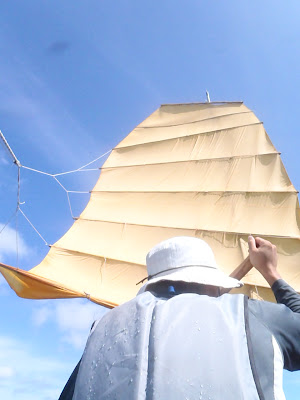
0,24,100,173
32,299,108,350
0,223,31,261
32,305,52,326
0,366,14,378
0,275,10,295
0,154,9,166
0,335,73,400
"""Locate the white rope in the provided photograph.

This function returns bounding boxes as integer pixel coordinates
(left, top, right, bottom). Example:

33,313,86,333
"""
53,176,67,192
67,190,90,194
19,208,49,246
15,166,21,267
15,212,19,267
21,165,54,177
74,149,112,171
1,129,111,249
21,148,111,178
66,192,74,219
0,210,18,235
54,168,99,176
53,149,112,176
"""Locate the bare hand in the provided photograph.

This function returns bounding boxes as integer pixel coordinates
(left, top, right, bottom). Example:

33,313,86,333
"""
248,236,281,286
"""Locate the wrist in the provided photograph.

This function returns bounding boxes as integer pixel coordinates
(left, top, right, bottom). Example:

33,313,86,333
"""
262,268,281,287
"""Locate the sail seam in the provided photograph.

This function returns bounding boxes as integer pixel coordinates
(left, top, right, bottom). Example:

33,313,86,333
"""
138,110,255,129
101,151,280,170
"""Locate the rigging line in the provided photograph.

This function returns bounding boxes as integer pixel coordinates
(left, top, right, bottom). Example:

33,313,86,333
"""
15,165,21,268
19,208,49,246
54,168,100,177
21,165,54,177
53,149,112,176
53,176,68,192
0,210,18,236
17,165,21,207
67,190,90,194
66,191,74,219
77,149,112,170
15,208,19,268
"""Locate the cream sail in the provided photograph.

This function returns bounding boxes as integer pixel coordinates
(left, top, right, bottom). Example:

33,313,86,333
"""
1,102,299,307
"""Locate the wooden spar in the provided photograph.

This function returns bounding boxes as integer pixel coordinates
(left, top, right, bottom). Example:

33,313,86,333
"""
220,256,253,295
0,130,21,167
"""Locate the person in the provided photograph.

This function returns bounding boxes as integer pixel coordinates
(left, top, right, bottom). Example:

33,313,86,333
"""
59,236,300,400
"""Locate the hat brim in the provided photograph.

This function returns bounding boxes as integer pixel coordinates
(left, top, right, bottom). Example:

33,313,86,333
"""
139,264,243,293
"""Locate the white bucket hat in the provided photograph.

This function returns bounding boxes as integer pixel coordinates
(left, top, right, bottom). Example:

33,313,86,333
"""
139,236,242,291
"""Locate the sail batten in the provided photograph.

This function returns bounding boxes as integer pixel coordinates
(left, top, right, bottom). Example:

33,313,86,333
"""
1,102,299,306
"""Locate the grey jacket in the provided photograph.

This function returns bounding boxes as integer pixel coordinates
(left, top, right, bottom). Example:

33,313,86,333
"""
60,280,300,400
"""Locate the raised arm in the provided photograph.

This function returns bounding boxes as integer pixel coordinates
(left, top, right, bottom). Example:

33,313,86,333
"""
248,236,300,371
248,235,300,312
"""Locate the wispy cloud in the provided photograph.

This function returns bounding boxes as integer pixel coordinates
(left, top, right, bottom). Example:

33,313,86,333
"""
0,335,74,400
0,26,98,172
0,275,10,295
0,153,10,166
0,223,31,262
32,299,108,349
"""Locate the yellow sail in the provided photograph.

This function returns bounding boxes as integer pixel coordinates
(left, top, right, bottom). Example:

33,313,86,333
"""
1,102,300,306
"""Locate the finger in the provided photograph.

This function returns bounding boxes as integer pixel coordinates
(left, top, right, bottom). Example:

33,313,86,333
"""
255,237,271,247
248,235,257,252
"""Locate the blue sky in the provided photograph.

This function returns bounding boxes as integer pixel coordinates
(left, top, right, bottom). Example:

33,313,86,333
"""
0,1,300,398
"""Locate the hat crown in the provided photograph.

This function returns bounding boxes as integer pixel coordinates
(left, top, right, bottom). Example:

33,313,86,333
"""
146,236,217,277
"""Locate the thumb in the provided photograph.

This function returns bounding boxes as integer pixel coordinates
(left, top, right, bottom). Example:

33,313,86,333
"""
248,235,257,252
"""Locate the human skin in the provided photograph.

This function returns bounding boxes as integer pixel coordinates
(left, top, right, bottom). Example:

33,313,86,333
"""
248,235,281,287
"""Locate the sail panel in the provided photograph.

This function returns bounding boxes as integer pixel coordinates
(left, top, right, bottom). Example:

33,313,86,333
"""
137,102,248,128
106,124,276,168
80,192,300,238
1,101,300,306
29,231,300,300
31,220,300,270
117,111,260,148
95,154,295,193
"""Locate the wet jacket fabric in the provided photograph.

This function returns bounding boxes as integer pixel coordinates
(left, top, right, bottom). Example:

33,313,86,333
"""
60,280,300,400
